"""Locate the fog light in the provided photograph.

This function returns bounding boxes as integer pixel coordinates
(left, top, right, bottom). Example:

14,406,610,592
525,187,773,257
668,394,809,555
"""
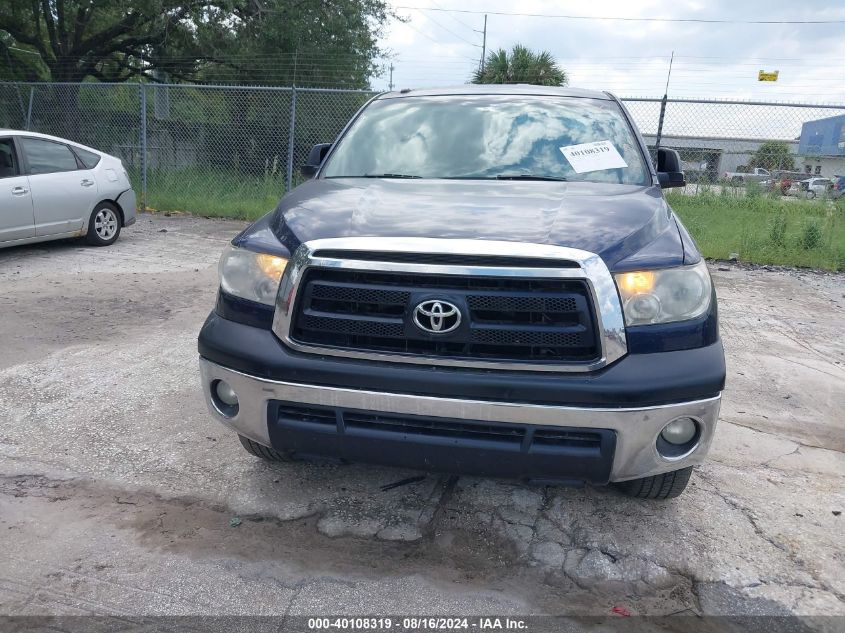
660,417,697,445
215,380,238,406
211,379,239,417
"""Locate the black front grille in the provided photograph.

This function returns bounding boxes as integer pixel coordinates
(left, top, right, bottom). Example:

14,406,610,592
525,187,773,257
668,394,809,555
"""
289,267,600,363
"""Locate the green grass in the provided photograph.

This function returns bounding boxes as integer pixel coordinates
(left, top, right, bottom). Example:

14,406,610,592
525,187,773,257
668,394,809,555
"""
131,168,845,271
668,192,845,271
139,167,288,221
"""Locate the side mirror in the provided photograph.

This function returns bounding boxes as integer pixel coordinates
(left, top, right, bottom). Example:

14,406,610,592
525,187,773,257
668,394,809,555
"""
301,143,332,178
656,148,686,189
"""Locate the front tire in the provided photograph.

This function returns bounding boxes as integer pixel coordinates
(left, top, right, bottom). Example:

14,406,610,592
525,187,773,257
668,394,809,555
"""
85,202,121,246
615,466,693,499
238,435,293,462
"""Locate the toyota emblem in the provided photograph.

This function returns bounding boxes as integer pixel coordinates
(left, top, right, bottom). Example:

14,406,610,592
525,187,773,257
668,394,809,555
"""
412,300,461,334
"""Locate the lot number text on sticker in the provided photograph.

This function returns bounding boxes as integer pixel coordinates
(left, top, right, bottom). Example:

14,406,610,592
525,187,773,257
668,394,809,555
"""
560,140,628,173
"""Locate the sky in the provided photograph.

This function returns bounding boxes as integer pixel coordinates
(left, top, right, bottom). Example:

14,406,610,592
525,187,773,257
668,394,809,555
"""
372,0,845,104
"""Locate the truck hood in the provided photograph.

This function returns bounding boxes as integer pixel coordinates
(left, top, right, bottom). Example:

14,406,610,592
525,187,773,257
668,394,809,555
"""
251,178,685,269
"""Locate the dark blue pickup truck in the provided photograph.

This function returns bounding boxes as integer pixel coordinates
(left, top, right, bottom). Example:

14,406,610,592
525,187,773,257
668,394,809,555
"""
198,85,725,499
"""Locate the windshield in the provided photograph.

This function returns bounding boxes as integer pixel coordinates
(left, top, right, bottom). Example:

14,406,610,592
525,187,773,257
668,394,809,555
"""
321,95,650,185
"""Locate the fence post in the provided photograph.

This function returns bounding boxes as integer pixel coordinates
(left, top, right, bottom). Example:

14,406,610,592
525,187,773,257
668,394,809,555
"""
139,82,147,212
25,87,34,130
654,94,668,151
286,87,297,192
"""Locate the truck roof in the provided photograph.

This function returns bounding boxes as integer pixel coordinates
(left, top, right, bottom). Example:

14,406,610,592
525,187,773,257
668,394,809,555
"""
377,84,613,101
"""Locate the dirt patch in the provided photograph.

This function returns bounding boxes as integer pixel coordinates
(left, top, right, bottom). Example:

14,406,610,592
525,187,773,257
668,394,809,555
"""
0,472,695,616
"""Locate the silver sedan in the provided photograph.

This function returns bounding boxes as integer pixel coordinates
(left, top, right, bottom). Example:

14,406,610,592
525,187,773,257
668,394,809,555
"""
0,130,136,248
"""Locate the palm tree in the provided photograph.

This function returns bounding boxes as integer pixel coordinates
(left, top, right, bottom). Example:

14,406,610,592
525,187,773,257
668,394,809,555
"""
472,45,567,86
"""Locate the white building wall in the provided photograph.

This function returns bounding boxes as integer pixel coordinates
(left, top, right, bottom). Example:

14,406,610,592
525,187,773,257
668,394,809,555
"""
798,156,845,178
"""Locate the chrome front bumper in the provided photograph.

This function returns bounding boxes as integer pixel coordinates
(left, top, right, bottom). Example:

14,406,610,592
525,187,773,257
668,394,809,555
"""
199,357,721,482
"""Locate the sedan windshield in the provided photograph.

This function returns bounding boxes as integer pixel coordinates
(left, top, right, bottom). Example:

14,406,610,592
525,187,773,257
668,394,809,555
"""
322,95,650,185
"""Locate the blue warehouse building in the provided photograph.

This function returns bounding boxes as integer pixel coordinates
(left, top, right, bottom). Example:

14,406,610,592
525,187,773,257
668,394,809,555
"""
798,114,845,178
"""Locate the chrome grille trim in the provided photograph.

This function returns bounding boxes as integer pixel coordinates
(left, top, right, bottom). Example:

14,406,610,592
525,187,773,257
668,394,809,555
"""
271,238,627,372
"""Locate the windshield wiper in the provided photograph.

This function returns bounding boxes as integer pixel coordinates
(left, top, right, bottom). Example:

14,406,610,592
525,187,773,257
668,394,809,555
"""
495,174,567,181
362,173,422,179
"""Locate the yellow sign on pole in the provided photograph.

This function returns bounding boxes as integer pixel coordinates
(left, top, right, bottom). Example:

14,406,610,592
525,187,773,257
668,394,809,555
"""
758,70,779,82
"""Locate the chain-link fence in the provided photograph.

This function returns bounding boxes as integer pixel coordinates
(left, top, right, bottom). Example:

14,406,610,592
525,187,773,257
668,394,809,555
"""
0,82,377,215
623,97,845,194
2,82,844,213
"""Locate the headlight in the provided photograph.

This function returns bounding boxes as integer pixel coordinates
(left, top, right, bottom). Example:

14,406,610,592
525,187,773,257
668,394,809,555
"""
614,260,712,326
218,245,289,306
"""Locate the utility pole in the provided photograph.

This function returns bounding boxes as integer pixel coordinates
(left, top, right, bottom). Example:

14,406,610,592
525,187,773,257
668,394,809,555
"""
475,14,487,72
481,15,487,71
389,64,394,91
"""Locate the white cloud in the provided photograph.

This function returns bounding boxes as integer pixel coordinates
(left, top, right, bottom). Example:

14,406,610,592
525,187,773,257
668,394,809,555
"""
375,0,845,103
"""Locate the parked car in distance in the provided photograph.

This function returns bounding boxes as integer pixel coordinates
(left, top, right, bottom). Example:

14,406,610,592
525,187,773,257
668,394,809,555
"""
759,177,776,191
787,177,834,199
772,170,810,195
198,85,725,500
0,130,136,249
832,175,845,199
723,166,770,183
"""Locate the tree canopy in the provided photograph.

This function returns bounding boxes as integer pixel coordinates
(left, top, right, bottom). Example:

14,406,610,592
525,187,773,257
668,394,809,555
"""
472,45,567,87
0,0,398,87
750,141,796,171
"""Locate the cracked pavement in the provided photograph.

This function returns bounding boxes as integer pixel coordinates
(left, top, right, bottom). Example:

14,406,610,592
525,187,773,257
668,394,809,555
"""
0,213,843,620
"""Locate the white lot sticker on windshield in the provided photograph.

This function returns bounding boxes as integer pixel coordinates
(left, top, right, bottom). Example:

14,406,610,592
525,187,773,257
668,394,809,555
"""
559,140,628,173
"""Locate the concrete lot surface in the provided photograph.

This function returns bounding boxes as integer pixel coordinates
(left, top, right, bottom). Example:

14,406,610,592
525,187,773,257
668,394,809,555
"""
0,214,843,622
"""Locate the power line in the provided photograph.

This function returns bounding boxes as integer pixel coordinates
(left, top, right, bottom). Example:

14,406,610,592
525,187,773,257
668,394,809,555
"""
411,8,481,47
393,6,845,25
400,19,447,46
429,0,478,32
25,61,845,84
24,51,845,65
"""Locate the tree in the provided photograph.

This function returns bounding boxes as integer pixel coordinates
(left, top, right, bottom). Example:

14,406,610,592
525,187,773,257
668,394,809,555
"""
472,45,567,86
750,141,795,171
0,1,230,82
199,0,399,88
0,1,398,87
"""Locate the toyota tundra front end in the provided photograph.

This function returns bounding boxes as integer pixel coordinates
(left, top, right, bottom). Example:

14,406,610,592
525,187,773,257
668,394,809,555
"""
197,85,725,499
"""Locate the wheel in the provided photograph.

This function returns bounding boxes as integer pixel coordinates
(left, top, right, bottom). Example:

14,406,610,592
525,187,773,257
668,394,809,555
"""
85,202,121,246
237,434,293,462
615,466,693,500
806,190,816,199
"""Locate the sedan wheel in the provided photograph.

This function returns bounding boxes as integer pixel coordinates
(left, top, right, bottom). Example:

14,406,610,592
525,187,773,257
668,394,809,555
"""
85,203,122,246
